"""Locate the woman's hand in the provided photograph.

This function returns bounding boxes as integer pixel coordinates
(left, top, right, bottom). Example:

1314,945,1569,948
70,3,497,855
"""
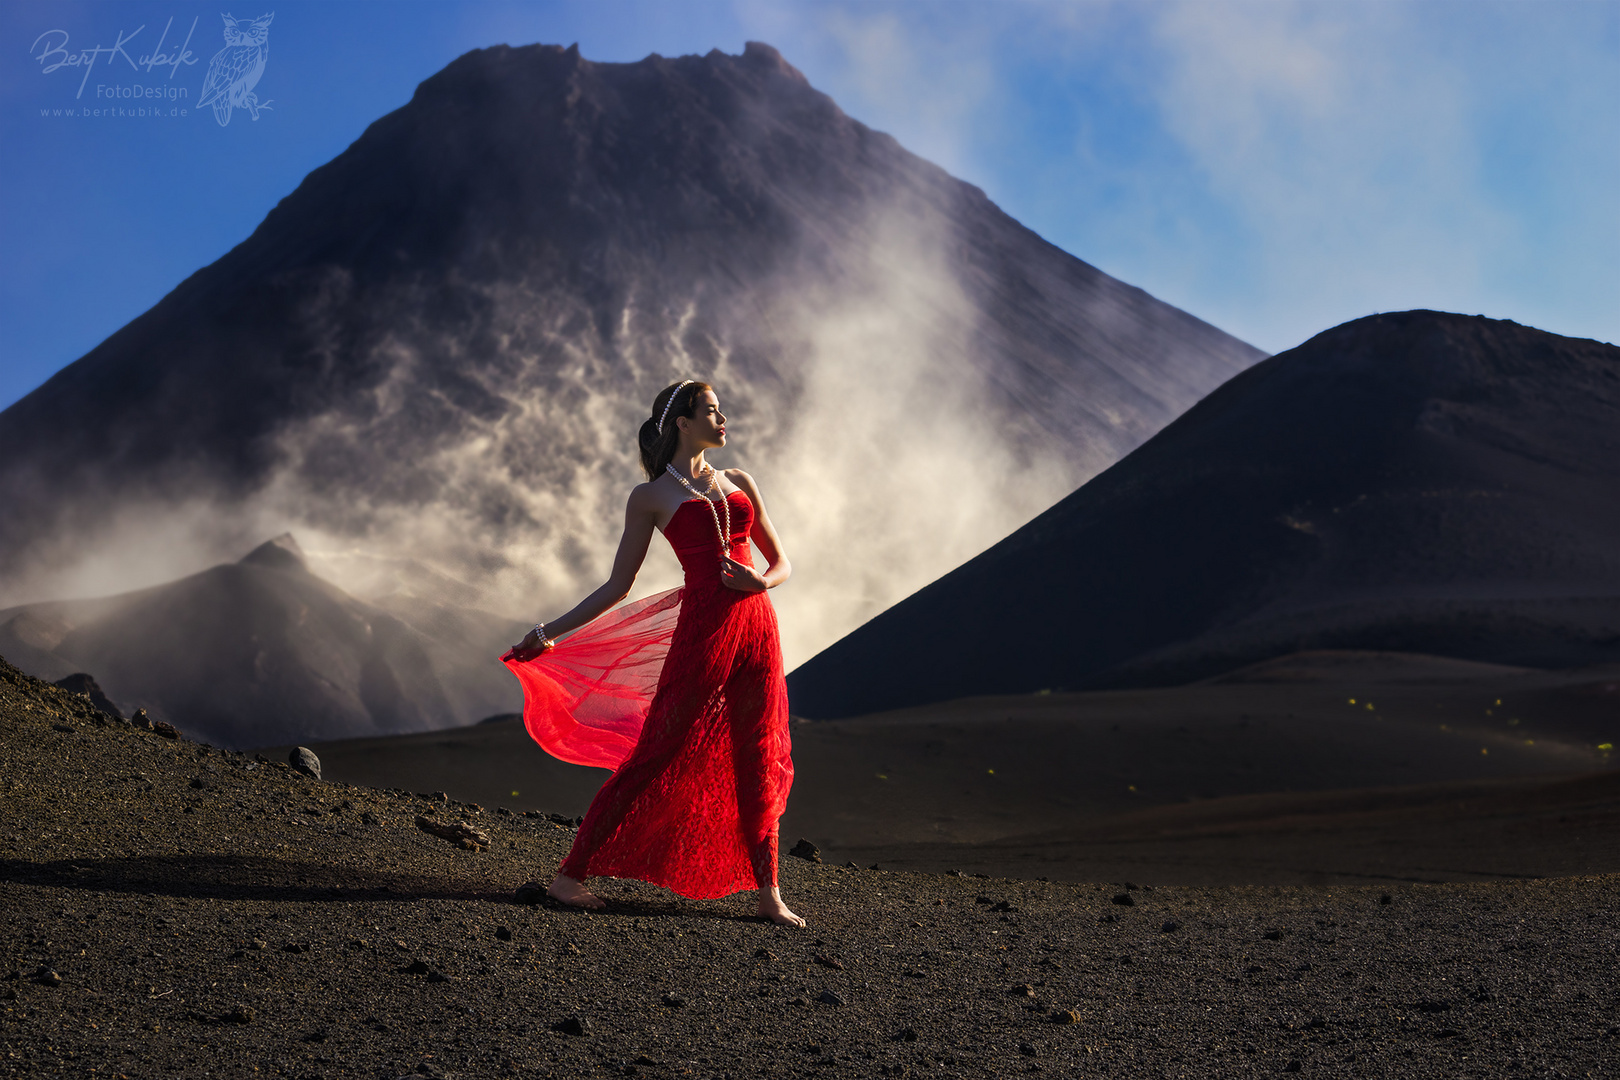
719,555,769,593
502,628,554,663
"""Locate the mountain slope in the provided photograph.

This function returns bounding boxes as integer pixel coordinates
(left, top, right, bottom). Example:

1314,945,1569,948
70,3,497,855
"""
0,536,525,748
787,311,1620,717
0,41,1261,668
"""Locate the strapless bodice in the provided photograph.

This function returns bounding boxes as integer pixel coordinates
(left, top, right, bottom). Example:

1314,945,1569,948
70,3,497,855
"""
664,489,754,584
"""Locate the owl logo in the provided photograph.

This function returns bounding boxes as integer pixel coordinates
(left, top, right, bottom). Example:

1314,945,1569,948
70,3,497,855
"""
197,12,274,127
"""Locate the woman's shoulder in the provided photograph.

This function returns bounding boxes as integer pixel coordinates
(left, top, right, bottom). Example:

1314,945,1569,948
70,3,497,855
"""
722,468,762,496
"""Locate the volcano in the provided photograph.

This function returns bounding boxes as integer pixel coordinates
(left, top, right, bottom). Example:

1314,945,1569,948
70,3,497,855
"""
787,312,1620,718
0,41,1260,677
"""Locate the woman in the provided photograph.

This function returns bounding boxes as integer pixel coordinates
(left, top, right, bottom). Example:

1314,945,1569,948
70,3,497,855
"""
502,380,805,927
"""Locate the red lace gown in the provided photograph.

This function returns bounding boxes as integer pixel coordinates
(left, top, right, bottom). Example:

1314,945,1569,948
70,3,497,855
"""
501,489,793,898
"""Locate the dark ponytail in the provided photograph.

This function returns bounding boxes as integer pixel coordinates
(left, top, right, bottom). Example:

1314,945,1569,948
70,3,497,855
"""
639,380,712,480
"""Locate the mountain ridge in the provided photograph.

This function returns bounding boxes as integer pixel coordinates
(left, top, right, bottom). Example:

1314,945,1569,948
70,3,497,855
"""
787,310,1620,717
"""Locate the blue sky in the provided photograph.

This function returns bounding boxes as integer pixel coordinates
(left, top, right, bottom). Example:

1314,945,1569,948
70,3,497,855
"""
2,0,1615,411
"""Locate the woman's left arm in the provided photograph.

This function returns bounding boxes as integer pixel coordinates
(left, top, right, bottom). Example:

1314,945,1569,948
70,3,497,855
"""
722,470,791,593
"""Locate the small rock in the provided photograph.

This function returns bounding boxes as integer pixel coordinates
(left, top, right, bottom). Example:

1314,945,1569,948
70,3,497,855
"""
496,806,513,816
991,901,1016,913
249,939,267,950
1379,893,1393,905
289,747,322,780
1009,984,1035,997
130,709,154,730
843,860,861,869
281,942,307,954
1099,912,1118,924
33,967,61,987
1051,1009,1082,1025
415,815,490,850
224,1005,254,1024
1161,920,1180,933
788,838,822,863
514,881,545,905
813,954,844,970
1111,893,1135,906
660,992,686,1007
868,862,881,871
754,948,777,961
552,1015,589,1036
51,723,75,734
816,989,846,1006
1284,1060,1302,1072
788,996,810,1006
495,926,513,941
361,811,381,826
152,720,180,739
1018,1041,1038,1056
896,1027,919,1042
1263,929,1283,941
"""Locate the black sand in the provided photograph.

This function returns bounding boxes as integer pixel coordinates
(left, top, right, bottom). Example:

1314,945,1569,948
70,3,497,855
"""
7,655,1618,1078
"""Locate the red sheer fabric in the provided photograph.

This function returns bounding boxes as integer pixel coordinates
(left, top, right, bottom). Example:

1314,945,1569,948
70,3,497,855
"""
501,490,793,899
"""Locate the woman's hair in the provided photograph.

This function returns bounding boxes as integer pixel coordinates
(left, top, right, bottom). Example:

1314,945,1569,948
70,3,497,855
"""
639,380,713,479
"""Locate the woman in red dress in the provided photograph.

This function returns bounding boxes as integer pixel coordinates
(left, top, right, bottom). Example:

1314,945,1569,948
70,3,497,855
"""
502,380,804,927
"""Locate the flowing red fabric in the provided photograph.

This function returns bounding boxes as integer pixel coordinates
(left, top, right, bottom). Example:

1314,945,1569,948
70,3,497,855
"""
501,490,793,899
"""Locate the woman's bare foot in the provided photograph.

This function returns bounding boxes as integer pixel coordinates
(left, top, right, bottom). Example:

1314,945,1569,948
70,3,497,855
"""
547,874,605,910
757,887,806,927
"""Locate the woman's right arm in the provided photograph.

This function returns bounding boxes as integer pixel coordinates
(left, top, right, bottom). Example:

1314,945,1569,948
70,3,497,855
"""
508,487,659,657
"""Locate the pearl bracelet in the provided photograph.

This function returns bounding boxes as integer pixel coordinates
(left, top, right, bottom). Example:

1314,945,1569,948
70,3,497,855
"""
532,623,554,649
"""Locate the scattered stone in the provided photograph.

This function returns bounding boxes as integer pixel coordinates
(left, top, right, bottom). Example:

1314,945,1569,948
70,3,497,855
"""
869,862,881,871
1379,893,1393,905
130,709,154,730
552,1015,589,1036
991,901,1016,913
813,954,844,970
1161,920,1180,933
788,838,822,863
661,992,686,1007
754,948,777,961
496,806,513,816
153,720,180,739
495,926,513,941
1009,984,1035,997
249,939,267,950
51,722,75,734
1051,1009,1082,1025
1111,893,1135,906
1263,929,1283,941
33,966,61,987
1018,1041,1038,1056
514,882,545,905
788,996,810,1006
1284,1060,1302,1072
281,942,308,954
362,811,381,826
1099,912,1118,924
816,989,846,1006
896,1027,919,1042
289,747,322,780
415,815,490,851
843,860,861,869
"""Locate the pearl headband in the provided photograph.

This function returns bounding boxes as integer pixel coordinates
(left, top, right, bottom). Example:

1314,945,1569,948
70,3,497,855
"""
657,380,695,432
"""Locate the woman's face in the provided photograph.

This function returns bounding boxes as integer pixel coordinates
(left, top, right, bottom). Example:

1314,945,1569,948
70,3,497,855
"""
681,390,727,449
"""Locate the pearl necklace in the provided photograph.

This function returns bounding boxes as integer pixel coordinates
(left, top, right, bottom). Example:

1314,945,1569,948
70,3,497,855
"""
665,463,733,558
